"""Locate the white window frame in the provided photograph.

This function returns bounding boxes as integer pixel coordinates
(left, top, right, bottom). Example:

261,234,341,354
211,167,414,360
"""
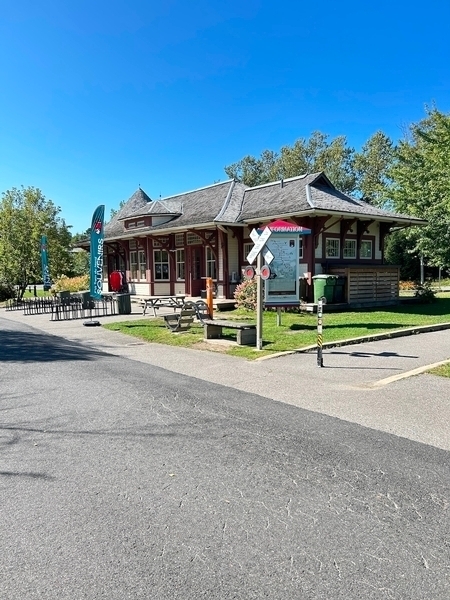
205,246,216,279
244,242,253,262
153,249,170,281
138,250,146,280
360,240,373,259
176,249,185,280
299,237,304,260
343,239,356,259
325,238,340,259
130,251,138,279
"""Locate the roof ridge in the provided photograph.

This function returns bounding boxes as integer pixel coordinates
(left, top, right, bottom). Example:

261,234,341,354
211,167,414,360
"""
160,179,234,201
248,174,309,191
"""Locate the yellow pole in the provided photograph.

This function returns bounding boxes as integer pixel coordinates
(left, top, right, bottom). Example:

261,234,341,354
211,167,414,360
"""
206,277,214,317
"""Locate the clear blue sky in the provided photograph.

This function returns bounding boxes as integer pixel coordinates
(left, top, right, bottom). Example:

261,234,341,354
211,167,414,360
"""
1,0,449,234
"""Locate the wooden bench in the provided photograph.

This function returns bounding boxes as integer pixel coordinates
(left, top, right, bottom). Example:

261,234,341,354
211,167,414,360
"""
201,318,256,346
163,302,197,333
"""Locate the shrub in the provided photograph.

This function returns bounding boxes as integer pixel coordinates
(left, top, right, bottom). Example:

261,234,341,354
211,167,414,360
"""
234,279,257,311
0,282,15,302
51,275,90,294
414,280,436,303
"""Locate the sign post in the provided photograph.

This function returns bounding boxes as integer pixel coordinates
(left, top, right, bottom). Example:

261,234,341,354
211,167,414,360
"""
246,227,273,350
317,297,324,367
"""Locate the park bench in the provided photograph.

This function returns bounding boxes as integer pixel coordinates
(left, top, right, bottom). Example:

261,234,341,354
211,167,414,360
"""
163,301,197,332
201,318,256,346
188,300,256,346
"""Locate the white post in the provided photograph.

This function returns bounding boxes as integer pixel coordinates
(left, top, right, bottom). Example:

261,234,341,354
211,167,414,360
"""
256,252,263,350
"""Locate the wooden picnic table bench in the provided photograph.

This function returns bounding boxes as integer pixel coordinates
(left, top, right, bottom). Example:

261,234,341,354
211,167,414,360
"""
135,295,186,317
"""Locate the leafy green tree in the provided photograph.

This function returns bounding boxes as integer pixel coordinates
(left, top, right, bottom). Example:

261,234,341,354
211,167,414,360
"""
354,131,395,207
0,186,72,298
389,108,450,268
384,229,421,280
225,131,356,193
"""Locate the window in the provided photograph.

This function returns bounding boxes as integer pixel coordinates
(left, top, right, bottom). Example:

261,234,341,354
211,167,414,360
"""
343,239,356,259
205,247,216,279
326,238,340,258
187,233,202,245
360,240,372,259
299,237,304,260
136,220,145,228
244,242,253,262
138,250,146,280
175,233,184,247
176,249,185,280
130,251,138,279
154,249,169,280
153,237,169,248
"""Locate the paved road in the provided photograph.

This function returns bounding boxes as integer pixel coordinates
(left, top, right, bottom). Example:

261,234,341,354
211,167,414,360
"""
1,311,450,599
3,307,450,451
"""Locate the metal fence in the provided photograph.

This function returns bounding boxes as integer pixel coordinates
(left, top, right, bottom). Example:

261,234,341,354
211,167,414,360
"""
4,295,118,321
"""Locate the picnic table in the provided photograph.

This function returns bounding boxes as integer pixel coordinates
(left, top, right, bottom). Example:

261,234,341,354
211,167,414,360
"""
135,295,186,317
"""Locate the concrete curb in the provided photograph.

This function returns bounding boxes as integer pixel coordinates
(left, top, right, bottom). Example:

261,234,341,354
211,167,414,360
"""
255,321,450,361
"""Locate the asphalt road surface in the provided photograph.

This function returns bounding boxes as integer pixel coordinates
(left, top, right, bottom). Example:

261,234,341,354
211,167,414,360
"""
1,317,449,599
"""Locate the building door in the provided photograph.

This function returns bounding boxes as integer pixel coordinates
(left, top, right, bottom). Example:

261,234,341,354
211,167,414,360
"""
189,246,203,297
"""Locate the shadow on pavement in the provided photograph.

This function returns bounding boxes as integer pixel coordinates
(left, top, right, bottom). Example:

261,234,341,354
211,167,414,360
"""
0,329,106,363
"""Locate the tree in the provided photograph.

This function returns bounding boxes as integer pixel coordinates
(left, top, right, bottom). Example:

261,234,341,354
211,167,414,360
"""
389,107,450,268
0,187,72,298
354,131,395,207
224,131,356,193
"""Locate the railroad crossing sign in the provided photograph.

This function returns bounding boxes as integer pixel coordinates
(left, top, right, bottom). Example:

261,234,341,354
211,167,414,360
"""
247,227,274,265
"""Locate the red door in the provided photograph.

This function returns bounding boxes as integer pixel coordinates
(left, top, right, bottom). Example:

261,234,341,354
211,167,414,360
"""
189,246,203,297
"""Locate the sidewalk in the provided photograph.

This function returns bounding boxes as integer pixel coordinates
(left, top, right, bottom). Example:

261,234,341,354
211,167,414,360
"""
2,306,450,451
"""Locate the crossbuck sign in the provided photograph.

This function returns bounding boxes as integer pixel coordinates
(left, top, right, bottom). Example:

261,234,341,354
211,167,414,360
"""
246,227,274,265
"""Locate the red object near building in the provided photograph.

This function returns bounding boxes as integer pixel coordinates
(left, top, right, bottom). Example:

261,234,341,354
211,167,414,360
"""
109,271,123,292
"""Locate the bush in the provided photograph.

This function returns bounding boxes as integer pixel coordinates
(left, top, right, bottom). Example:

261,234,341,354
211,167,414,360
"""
234,279,257,311
51,275,90,294
414,280,436,303
0,282,15,302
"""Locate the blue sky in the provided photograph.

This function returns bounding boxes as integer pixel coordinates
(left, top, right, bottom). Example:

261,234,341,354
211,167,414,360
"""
1,0,449,234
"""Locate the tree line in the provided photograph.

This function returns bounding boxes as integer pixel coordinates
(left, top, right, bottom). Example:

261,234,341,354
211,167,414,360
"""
1,106,449,299
224,106,450,277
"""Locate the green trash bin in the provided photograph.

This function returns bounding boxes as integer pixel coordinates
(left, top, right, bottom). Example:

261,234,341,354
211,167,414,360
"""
116,293,131,315
312,275,338,303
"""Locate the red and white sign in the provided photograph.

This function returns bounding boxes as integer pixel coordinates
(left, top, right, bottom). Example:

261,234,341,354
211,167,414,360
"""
260,265,271,280
243,265,255,279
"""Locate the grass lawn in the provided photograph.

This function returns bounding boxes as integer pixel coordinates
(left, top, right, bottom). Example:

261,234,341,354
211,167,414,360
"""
427,363,450,378
103,293,450,360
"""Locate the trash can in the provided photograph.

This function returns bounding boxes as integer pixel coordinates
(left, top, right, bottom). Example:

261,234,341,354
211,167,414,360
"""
78,290,93,309
333,276,346,303
58,290,71,305
116,293,131,315
312,275,338,304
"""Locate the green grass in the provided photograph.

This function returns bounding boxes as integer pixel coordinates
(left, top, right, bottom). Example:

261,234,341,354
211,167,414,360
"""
103,293,450,360
427,363,450,378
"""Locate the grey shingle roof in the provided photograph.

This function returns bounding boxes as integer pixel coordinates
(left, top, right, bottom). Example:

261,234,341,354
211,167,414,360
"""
238,172,425,224
105,188,152,237
103,172,425,240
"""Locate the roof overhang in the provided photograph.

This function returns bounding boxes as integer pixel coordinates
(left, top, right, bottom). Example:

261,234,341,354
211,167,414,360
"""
242,209,427,227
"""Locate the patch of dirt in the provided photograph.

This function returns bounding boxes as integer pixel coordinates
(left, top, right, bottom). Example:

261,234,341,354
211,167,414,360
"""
192,341,233,353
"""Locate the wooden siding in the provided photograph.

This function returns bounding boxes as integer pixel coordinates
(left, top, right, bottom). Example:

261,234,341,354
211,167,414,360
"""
329,266,399,303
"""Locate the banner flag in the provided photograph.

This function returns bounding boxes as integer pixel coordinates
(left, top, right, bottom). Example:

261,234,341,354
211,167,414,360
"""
40,235,52,291
89,205,105,300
